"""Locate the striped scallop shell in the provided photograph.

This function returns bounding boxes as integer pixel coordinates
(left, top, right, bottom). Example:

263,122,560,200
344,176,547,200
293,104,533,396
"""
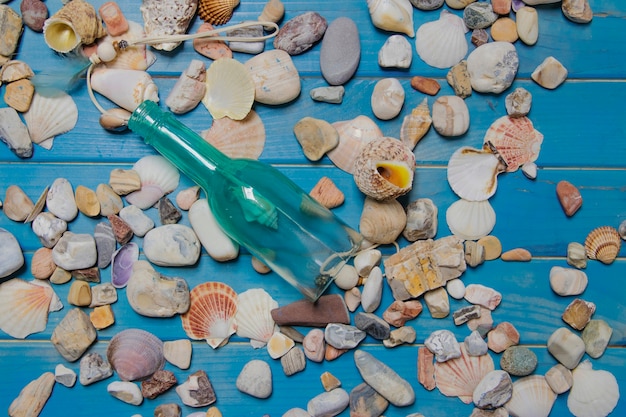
125,155,180,209
483,116,543,173
181,282,238,349
107,328,165,381
0,279,60,339
23,89,78,150
328,115,384,174
447,146,506,201
200,109,265,159
415,10,468,69
198,0,240,25
446,198,496,241
202,58,255,121
505,375,557,417
235,288,278,348
584,226,621,264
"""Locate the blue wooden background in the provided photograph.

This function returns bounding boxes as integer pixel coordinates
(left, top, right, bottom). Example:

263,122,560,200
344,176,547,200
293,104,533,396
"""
0,0,624,416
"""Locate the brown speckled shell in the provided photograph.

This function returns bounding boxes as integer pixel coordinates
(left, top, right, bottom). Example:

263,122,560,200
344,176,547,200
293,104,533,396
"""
198,0,239,25
584,226,621,264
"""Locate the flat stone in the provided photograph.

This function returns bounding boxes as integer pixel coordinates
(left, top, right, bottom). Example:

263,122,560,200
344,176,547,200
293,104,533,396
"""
501,248,532,261
371,78,405,120
75,185,100,217
491,17,518,42
468,307,494,338
382,299,422,327
550,266,588,296
446,279,466,299
8,372,55,417
463,2,497,29
425,329,461,362
547,327,585,369
108,214,134,245
281,346,306,376
354,312,390,340
108,380,143,405
273,12,327,55
3,185,33,222
158,197,182,225
464,284,502,310
472,370,513,409
141,370,177,399
349,382,389,417
411,0,445,10
324,323,366,349
54,364,77,387
307,388,349,417
532,56,568,89
0,107,32,158
453,305,481,325
432,95,470,137
79,352,113,386
51,308,97,362
562,298,595,330
0,228,23,278
176,370,216,407
93,222,115,269
505,87,532,117
246,49,301,105
424,287,450,318
193,22,232,61
303,328,325,362
50,267,71,285
294,117,339,162
556,180,582,216
96,183,124,216
143,224,200,266
410,76,440,96
320,17,360,85
90,305,114,330
467,42,518,94
465,330,489,356
378,35,412,69
46,178,78,222
310,86,345,104
567,242,588,269
118,205,153,238
544,363,573,394
478,235,502,260
280,326,305,344
283,408,311,417
516,6,539,45
361,266,384,313
175,186,200,211
0,6,23,60
582,319,613,359
89,283,118,307
417,347,436,391
189,199,239,262
383,325,416,348
321,371,342,391
227,24,265,54
3,75,33,114
446,60,472,99
32,212,67,249
500,346,538,376
52,232,97,271
562,0,593,23
154,403,181,417
108,168,141,196
487,322,519,353
126,261,190,317
353,350,415,406
163,339,192,370
271,294,350,327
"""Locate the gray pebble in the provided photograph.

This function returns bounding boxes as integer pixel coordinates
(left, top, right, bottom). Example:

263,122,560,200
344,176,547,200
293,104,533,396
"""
505,87,532,117
464,330,489,356
310,86,345,104
94,222,116,269
79,352,113,386
472,370,513,409
467,42,519,94
378,35,412,69
582,319,613,358
463,2,498,29
54,364,77,388
281,346,306,376
52,232,97,270
158,197,181,225
324,323,366,349
500,346,538,376
274,12,327,55
119,205,154,237
349,382,389,417
228,23,265,54
353,350,415,407
320,17,360,86
32,212,67,248
354,312,390,340
425,329,461,362
410,0,444,10
236,360,272,399
307,388,349,417
0,228,23,278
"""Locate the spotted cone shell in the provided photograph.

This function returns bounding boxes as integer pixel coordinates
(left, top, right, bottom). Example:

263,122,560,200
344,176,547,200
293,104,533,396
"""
198,0,240,25
584,226,621,264
483,115,543,172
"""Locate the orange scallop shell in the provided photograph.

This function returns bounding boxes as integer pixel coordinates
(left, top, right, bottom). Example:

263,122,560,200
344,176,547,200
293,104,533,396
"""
198,0,240,25
584,226,621,264
483,116,543,172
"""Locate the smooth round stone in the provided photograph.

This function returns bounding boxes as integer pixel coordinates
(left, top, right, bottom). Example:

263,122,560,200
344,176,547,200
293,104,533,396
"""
334,264,359,290
303,328,325,362
143,224,200,266
547,327,585,369
463,2,498,29
175,186,200,211
349,382,389,417
361,266,383,313
189,199,238,262
424,287,450,319
119,205,154,237
500,346,538,376
353,350,415,406
492,0,511,14
516,6,539,45
446,0,476,9
467,42,518,94
94,222,115,269
425,329,461,362
472,370,512,409
477,235,502,260
310,86,345,104
432,95,469,137
320,17,360,86
3,185,34,221
283,408,310,417
0,228,24,278
446,278,466,299
581,319,612,359
521,162,538,179
293,116,339,162
31,212,67,249
324,323,366,349
273,11,327,55
410,0,444,10
236,360,272,399
52,232,97,270
505,87,532,117
307,388,349,417
353,249,381,278
464,330,488,356
532,56,568,89
378,35,412,69
544,363,573,394
371,78,404,120
403,198,437,241
126,261,190,317
549,266,588,296
46,178,78,222
107,381,143,405
246,49,301,105
491,18,518,43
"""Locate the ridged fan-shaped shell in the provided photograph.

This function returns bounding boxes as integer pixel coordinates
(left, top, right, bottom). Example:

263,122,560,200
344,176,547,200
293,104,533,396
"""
415,10,468,69
400,98,432,150
505,375,557,417
198,0,240,25
125,155,180,210
434,344,495,403
23,89,78,150
328,115,384,174
483,116,543,172
367,0,415,37
584,226,621,264
446,198,496,241
202,58,255,121
447,146,506,201
102,21,157,71
106,328,165,381
235,288,278,348
567,360,619,417
200,110,265,159
353,137,415,201
0,279,59,339
181,282,238,349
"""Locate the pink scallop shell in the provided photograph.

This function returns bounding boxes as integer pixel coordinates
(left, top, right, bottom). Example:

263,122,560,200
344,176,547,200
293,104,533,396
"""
483,116,543,172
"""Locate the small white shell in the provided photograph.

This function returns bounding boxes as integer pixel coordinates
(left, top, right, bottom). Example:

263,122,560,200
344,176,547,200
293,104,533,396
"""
367,0,415,37
23,89,78,150
202,58,255,120
235,288,279,348
447,146,506,201
90,68,159,112
415,10,468,69
567,360,619,417
505,375,557,417
446,198,496,240
125,155,180,209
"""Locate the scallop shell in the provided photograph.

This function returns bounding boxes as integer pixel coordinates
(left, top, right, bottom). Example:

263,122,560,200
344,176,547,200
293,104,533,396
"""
235,288,279,348
101,21,157,71
567,360,619,417
504,375,557,417
43,0,107,53
23,89,78,150
111,242,139,289
90,68,159,112
434,344,495,404
202,58,255,121
181,282,238,349
328,115,384,174
353,137,416,200
447,146,506,201
584,226,621,264
415,10,468,69
198,0,240,25
446,198,496,241
107,328,165,381
200,110,265,159
125,155,180,210
483,116,544,172
400,98,432,150
367,0,415,37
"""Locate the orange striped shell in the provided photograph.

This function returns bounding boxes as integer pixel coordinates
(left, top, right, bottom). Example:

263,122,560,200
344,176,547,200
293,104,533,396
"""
584,226,621,264
198,0,240,25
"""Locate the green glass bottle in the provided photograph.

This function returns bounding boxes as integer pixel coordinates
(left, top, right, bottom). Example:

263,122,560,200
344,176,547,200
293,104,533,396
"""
128,100,362,301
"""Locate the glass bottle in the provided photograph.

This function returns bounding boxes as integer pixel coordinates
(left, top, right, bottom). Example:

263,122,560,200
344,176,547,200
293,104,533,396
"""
128,100,362,301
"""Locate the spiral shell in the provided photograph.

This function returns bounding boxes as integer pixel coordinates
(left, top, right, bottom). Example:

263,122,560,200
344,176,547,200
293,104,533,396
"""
107,328,165,381
43,0,107,53
198,0,240,25
400,98,432,150
367,0,415,37
584,226,621,264
483,116,543,172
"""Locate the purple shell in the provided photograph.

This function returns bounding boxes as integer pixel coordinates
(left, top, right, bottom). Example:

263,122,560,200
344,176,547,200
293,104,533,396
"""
512,0,526,12
111,242,139,288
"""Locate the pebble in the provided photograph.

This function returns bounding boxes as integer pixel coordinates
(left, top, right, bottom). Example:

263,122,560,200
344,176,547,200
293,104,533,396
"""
487,322,520,353
108,214,134,245
119,205,154,237
349,382,389,417
52,232,97,270
465,240,485,267
516,6,539,45
492,0,511,14
193,23,232,60
99,2,128,36
544,363,573,394
74,185,100,218
32,212,67,248
0,6,23,60
477,235,502,260
446,279,466,299
361,266,384,313
532,56,568,89
547,327,585,369
267,332,295,359
446,0,477,8
108,380,143,405
500,346,538,376
491,18,518,43
158,197,182,224
176,370,216,407
412,0,445,10
271,294,350,327
321,371,342,391
378,35,412,69
54,364,77,387
403,198,438,241
453,305,481,325
432,95,470,137
620,220,626,240
0,228,24,278
163,339,192,369
5,79,35,113
281,346,306,376
79,352,113,386
303,329,326,362
68,280,92,307
283,408,311,417
464,330,489,356
72,266,100,283
556,180,582,216
549,266,588,296
93,222,115,270
417,347,436,391
522,161,538,179
20,0,48,32
371,78,405,120
310,86,345,104
108,168,141,196
464,284,502,310
46,178,78,222
562,0,593,23
562,298,595,330
154,403,181,417
227,24,265,54
344,287,361,312
446,60,472,99
251,257,271,274
582,319,612,359
463,2,498,29
424,287,450,318
472,370,513,409
90,305,114,330
320,17,360,86
166,59,206,115
505,87,532,117
50,267,72,285
189,199,239,262
501,248,532,261
382,299,423,327
96,183,124,216
273,12,327,55
4,185,34,221
307,388,349,417
0,107,32,158
471,28,489,47
383,325,416,348
467,42,518,94
8,372,55,417
294,117,339,162
143,224,201,266
425,329,461,362
175,186,200,210
567,242,588,269
139,370,177,399
353,350,415,406
355,312,391,340
468,307,494,338
410,76,440,96
353,249,382,277
333,265,359,292
246,49,301,105
324,323,366,349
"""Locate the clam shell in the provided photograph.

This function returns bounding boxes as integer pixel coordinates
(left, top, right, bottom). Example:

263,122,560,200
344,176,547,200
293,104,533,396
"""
353,137,415,200
181,282,238,349
90,68,159,112
567,360,619,417
125,155,180,210
446,198,496,241
434,344,495,403
202,58,255,121
328,115,384,174
200,109,265,159
111,242,139,289
447,146,505,201
400,98,432,150
235,288,279,348
0,278,59,339
107,328,165,381
367,0,415,37
359,197,407,244
43,0,106,53
504,375,557,417
584,226,621,264
198,0,240,25
483,116,544,172
23,89,78,150
101,21,157,71
415,10,468,69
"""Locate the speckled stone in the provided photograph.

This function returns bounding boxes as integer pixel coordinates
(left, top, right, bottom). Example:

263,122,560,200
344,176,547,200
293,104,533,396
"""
353,350,415,406
453,305,481,325
446,60,472,99
79,352,113,386
463,2,498,29
307,388,349,417
176,370,216,407
324,323,366,349
108,214,134,245
505,87,532,117
141,370,177,399
471,28,489,47
500,346,538,376
51,308,97,362
467,42,519,94
349,382,389,417
320,17,360,86
273,12,327,55
354,312,391,340
472,370,513,409
582,319,612,359
425,329,461,362
411,0,444,10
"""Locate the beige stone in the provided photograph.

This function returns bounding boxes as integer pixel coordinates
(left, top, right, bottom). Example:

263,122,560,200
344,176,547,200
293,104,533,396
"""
491,18,518,43
4,79,34,113
75,185,100,217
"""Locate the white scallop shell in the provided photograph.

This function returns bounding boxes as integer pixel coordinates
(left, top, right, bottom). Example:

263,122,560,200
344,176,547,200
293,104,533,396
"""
202,58,255,120
102,21,157,71
505,375,557,417
367,0,415,37
125,155,180,209
415,10,468,69
446,198,496,240
235,288,279,348
328,115,384,173
23,89,78,150
200,110,265,159
447,146,506,201
90,68,159,112
567,360,619,417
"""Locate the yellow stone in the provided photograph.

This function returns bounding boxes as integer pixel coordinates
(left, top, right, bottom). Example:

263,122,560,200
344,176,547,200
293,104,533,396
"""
75,185,101,217
491,18,519,43
90,305,114,330
96,183,124,216
477,235,502,260
206,406,222,417
108,168,141,195
4,79,35,113
68,280,92,307
320,371,341,391
50,267,72,285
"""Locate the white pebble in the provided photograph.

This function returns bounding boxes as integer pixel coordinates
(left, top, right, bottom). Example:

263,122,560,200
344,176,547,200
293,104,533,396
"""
189,199,239,262
107,381,143,405
361,266,383,313
446,278,466,299
334,264,359,290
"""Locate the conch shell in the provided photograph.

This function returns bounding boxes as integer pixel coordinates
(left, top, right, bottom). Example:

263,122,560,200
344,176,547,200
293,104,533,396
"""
43,0,106,53
367,0,415,37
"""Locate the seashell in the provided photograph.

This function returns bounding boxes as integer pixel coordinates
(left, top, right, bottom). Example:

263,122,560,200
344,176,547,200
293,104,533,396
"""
400,98,432,150
415,10,468,69
434,344,495,404
447,146,506,201
23,89,78,150
200,110,265,159
202,58,255,121
198,0,240,25
258,0,284,23
3,185,34,222
367,0,415,37
328,115,384,174
483,116,544,172
359,197,407,244
446,198,496,241
101,21,156,71
353,137,416,200
181,282,238,349
567,360,619,417
125,155,180,210
584,226,621,264
235,288,279,348
111,242,139,289
25,185,49,224
107,328,165,381
1,60,34,83
504,375,557,417
309,176,345,209
90,68,159,112
43,0,107,53
99,108,132,132
371,78,405,120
